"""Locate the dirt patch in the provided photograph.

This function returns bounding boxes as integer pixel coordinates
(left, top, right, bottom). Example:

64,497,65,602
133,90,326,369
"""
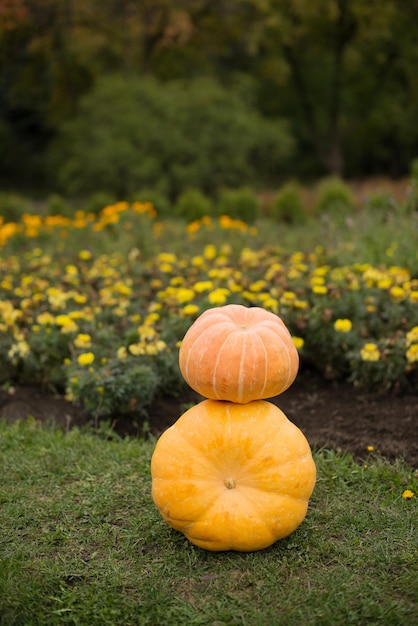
1,369,417,468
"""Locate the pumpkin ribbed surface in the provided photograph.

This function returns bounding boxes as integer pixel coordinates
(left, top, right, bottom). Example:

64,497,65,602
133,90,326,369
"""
179,304,299,403
151,399,316,552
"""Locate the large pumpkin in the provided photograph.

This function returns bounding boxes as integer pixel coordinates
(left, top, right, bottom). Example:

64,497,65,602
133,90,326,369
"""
151,399,316,552
179,304,299,403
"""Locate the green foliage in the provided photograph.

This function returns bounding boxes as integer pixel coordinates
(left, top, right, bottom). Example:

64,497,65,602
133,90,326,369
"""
66,359,160,420
132,189,171,217
410,158,418,183
0,422,417,625
45,194,73,217
2,1,418,185
362,190,396,213
0,193,31,222
269,181,306,223
216,187,261,223
406,158,418,214
174,188,213,221
50,75,293,200
83,191,117,215
315,177,355,218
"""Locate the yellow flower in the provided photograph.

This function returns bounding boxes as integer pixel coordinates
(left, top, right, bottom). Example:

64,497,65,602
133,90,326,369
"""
129,343,146,356
175,288,195,304
158,252,177,264
262,297,278,313
74,333,92,349
311,275,325,285
360,343,380,362
281,291,297,304
138,325,156,340
77,352,95,366
182,304,200,316
8,340,30,360
36,312,55,325
334,319,352,333
55,314,73,327
406,344,418,364
65,264,78,276
191,255,205,268
117,346,128,359
114,282,133,296
389,285,406,302
402,490,414,500
367,445,374,452
292,336,304,350
377,278,392,290
208,288,230,305
194,280,214,293
312,285,328,295
204,244,217,260
249,280,267,293
79,249,92,260
406,326,418,346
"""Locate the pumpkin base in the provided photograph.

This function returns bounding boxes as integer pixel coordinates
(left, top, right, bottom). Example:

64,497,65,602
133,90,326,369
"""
151,399,316,552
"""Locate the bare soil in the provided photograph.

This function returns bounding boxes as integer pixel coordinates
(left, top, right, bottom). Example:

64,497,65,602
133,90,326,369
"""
1,369,417,468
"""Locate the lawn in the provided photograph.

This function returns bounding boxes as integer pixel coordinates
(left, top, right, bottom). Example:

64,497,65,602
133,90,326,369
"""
0,419,417,626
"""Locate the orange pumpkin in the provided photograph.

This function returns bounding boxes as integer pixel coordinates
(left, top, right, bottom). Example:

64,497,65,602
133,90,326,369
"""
151,399,316,552
179,304,299,403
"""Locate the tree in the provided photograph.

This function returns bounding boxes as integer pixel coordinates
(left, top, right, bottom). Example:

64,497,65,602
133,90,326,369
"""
50,75,293,199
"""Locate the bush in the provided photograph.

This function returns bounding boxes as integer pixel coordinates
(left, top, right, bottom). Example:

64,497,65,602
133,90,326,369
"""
315,177,355,217
131,189,171,218
83,191,117,215
216,187,261,223
45,194,73,217
363,190,396,212
49,75,294,200
0,192,31,222
174,188,213,222
269,181,306,224
406,158,418,213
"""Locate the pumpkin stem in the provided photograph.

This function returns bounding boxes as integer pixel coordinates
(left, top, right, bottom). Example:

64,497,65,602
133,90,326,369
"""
224,478,236,489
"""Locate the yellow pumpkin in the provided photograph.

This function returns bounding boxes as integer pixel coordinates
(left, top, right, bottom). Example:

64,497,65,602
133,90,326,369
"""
151,399,316,552
179,304,299,403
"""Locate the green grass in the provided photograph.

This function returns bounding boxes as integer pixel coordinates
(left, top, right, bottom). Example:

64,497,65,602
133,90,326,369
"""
1,419,417,626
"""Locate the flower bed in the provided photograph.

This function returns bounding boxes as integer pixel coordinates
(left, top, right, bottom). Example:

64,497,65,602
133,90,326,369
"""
1,202,417,420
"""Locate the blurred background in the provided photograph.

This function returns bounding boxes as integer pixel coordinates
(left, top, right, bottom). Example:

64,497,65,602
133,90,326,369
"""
1,0,417,206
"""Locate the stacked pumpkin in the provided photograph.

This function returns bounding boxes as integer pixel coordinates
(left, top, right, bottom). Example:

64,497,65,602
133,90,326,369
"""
151,304,316,552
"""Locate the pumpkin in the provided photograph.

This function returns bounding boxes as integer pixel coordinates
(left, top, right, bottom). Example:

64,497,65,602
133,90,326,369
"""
151,399,316,552
179,304,299,403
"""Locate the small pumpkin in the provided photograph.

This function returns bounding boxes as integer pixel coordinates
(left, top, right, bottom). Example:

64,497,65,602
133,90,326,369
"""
151,399,316,552
179,304,299,403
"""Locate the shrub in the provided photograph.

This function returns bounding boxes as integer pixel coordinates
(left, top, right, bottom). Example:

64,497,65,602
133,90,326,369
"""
131,189,171,218
83,191,117,215
174,188,213,222
410,157,418,183
406,158,418,213
49,75,294,200
45,194,73,217
216,187,260,223
363,190,396,213
269,181,306,224
315,177,355,217
0,192,31,223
